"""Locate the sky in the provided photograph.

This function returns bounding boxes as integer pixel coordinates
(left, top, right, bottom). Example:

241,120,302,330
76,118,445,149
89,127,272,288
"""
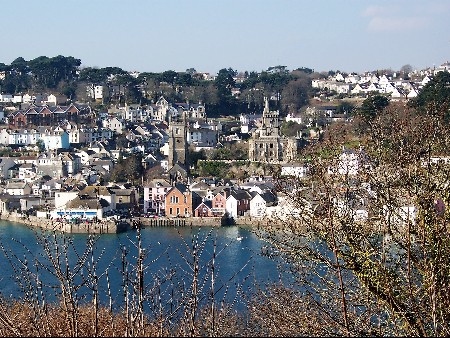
1,0,449,75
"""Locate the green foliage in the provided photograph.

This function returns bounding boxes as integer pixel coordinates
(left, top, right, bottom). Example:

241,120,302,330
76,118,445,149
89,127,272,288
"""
411,71,450,118
214,68,236,99
196,160,231,177
280,120,304,137
356,94,390,120
1,55,317,117
294,67,314,74
336,101,355,115
36,139,46,152
27,55,81,89
187,148,207,167
210,142,248,161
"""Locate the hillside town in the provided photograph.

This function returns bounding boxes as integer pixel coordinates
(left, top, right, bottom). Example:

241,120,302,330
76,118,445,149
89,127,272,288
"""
0,61,448,232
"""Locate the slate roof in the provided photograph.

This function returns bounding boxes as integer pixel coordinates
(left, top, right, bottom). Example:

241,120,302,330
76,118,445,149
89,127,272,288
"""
65,196,110,209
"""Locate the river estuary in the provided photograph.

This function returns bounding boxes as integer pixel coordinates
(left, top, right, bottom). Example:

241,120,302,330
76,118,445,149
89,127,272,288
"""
0,219,288,313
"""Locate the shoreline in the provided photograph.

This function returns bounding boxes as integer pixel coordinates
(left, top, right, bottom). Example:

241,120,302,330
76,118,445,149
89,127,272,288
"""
0,212,274,234
0,212,127,234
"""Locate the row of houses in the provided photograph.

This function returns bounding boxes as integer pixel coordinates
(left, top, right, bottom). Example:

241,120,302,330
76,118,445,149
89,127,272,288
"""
6,102,92,128
0,93,68,105
0,142,121,183
143,177,278,219
1,143,436,229
311,61,450,99
0,180,138,222
312,73,427,98
0,123,117,149
0,173,279,222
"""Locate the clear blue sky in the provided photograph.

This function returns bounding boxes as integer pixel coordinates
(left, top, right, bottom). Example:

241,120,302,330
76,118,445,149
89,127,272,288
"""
2,0,449,75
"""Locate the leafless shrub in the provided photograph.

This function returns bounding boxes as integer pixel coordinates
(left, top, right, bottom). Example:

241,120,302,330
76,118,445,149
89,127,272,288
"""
0,225,256,337
254,102,450,336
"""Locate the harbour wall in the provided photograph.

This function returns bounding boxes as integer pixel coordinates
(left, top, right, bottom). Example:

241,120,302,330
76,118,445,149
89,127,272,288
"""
0,212,275,234
0,212,127,234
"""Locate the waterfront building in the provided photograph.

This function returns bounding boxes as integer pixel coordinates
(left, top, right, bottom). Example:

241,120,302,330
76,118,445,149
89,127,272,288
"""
164,183,201,218
143,178,172,214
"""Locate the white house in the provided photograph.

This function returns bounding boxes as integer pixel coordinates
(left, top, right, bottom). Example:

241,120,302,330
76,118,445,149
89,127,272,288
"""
103,117,124,134
249,191,277,218
41,130,70,150
54,190,79,208
383,204,417,227
5,180,32,196
281,163,309,178
285,113,303,125
87,85,104,101
46,94,67,106
0,94,13,103
225,189,251,218
143,179,172,214
18,163,38,183
249,192,267,218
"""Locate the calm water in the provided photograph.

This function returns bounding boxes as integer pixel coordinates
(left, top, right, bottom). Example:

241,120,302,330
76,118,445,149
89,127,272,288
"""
0,220,287,312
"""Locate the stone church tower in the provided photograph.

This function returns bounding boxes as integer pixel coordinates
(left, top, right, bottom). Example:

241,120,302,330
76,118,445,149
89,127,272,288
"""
248,97,299,163
168,114,188,169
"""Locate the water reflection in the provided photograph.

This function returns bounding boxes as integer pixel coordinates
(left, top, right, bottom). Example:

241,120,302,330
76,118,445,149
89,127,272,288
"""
0,221,286,312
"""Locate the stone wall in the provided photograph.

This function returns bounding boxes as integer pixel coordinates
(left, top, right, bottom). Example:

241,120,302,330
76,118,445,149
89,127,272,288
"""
0,212,127,234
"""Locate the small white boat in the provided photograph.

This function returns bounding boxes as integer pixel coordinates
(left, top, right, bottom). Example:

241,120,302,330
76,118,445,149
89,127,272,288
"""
236,236,243,241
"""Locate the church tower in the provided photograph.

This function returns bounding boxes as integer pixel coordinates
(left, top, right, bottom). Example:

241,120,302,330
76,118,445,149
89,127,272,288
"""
261,96,280,137
248,97,284,163
168,112,188,168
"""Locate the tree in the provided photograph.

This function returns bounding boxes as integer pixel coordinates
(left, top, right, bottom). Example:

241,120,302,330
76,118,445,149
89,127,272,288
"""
187,147,207,167
10,57,29,75
160,70,178,88
336,101,355,115
213,68,238,116
356,94,390,121
79,67,109,103
400,64,413,79
214,68,236,100
36,139,46,152
280,77,310,113
280,120,304,137
255,100,450,336
110,154,144,184
410,71,450,119
27,55,81,89
185,68,196,75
